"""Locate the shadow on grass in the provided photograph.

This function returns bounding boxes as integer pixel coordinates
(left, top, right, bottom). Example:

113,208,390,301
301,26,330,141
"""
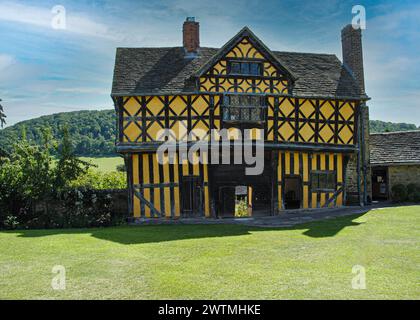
9,212,367,244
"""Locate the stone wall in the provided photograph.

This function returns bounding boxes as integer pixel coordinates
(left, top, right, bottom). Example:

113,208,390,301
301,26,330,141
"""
345,105,371,205
34,189,128,217
388,165,420,197
96,189,128,216
362,105,372,202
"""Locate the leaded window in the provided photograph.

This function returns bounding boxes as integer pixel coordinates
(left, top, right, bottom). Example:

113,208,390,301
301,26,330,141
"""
310,171,336,191
222,95,266,122
228,61,262,76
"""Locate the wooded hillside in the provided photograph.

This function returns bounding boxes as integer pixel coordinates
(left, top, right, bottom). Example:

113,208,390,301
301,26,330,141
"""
1,110,418,156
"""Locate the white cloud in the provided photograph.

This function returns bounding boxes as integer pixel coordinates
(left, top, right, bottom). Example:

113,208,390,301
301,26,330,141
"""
55,87,110,95
0,2,118,39
0,2,50,28
0,54,15,71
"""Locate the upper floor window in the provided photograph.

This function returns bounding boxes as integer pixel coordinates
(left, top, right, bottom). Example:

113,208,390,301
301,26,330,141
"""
228,61,263,76
310,171,336,192
222,95,266,123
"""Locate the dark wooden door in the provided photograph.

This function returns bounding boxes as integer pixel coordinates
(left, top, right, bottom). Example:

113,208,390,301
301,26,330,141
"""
219,186,235,217
284,176,301,209
182,176,202,216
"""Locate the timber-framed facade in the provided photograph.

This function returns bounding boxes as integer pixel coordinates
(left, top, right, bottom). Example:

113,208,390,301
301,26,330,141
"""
111,18,370,219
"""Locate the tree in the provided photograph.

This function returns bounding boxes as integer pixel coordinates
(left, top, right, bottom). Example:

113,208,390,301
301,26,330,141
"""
0,109,117,156
0,139,54,222
54,125,93,191
0,99,6,128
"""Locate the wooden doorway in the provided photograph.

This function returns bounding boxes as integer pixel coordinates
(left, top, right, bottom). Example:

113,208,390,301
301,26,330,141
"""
284,176,301,209
372,167,388,200
219,186,235,217
182,176,202,216
218,185,253,218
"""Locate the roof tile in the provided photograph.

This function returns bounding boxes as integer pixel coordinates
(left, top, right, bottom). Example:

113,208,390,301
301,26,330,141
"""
112,47,363,98
370,131,420,165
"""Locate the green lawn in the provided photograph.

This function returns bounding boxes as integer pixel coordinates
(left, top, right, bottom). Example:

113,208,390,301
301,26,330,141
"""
0,206,419,299
79,156,124,172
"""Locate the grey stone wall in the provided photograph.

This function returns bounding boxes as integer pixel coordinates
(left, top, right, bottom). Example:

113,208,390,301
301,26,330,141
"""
389,165,420,196
34,189,128,217
345,104,371,205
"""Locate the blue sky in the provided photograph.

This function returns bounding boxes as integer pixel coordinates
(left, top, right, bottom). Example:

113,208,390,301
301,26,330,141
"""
0,0,419,126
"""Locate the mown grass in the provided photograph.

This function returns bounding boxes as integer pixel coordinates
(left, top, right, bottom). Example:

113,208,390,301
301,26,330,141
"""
0,206,419,299
79,156,124,172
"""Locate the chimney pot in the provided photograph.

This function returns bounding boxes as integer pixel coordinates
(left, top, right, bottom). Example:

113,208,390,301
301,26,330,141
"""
183,17,200,57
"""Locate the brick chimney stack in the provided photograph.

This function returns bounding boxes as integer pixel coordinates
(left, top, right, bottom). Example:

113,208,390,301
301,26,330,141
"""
341,25,365,95
183,17,200,57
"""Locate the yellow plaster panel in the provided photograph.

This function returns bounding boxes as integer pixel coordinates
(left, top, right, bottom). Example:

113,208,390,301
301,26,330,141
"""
132,154,140,217
124,97,140,116
299,123,315,143
146,96,165,116
124,122,141,142
340,102,355,121
142,154,151,217
299,100,316,119
278,122,294,141
169,96,188,116
279,98,295,117
320,101,335,120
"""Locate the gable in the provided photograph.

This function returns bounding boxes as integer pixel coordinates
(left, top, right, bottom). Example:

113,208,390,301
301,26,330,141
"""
198,30,292,94
205,37,283,78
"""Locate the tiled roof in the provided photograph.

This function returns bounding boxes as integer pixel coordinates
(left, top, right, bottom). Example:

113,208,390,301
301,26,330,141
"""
111,47,364,99
370,131,420,165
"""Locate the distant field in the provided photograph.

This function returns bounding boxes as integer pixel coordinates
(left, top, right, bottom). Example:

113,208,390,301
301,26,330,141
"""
79,157,124,172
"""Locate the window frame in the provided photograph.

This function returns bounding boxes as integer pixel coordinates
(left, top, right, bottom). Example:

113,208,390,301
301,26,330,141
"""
310,170,337,192
221,94,267,124
227,60,263,76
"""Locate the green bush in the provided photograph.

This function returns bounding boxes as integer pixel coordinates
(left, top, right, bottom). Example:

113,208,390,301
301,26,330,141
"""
5,188,125,229
407,183,420,202
68,169,126,190
391,184,408,202
116,164,126,172
0,129,126,229
60,188,114,228
235,199,249,217
3,215,19,230
406,183,418,195
408,191,420,203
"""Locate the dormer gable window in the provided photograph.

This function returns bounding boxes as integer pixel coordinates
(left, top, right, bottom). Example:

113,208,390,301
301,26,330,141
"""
227,61,263,76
